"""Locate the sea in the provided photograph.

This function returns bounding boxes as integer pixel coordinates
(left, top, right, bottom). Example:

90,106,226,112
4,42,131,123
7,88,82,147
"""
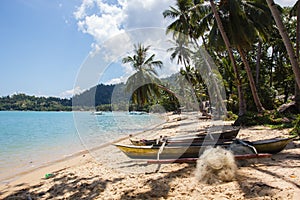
0,111,164,183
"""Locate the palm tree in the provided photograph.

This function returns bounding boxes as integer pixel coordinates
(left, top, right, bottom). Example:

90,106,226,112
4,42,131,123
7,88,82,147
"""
122,43,163,106
164,1,228,117
290,1,300,60
206,0,248,115
266,0,300,90
163,0,198,40
291,0,300,111
209,0,272,113
167,35,192,68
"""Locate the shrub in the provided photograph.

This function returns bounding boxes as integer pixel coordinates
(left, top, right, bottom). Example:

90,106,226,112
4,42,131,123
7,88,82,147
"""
291,115,300,136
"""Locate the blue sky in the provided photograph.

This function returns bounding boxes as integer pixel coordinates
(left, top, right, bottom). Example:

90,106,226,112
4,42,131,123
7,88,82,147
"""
0,0,297,98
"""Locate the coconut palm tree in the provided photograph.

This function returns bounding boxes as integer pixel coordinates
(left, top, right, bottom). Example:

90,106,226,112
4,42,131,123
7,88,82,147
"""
290,0,300,111
208,0,274,113
164,0,229,117
167,35,192,68
208,0,248,115
266,0,300,90
290,0,300,60
122,43,163,106
163,0,199,40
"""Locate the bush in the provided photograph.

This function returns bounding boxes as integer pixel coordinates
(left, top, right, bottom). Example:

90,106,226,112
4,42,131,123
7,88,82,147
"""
291,115,300,136
233,111,292,127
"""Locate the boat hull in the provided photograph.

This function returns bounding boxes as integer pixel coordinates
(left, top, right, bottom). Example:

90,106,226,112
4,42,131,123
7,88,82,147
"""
130,127,240,146
250,137,295,154
114,143,230,159
115,137,295,159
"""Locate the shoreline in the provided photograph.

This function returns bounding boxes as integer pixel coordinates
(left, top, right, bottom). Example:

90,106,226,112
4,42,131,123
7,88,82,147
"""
1,113,300,199
0,113,169,185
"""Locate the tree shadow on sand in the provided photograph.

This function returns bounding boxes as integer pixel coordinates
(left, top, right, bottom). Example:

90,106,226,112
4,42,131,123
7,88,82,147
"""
3,171,124,200
119,163,195,199
236,147,300,198
236,173,282,198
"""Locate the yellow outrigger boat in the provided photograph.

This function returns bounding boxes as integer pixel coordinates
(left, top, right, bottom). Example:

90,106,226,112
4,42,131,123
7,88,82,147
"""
114,143,230,159
114,137,296,159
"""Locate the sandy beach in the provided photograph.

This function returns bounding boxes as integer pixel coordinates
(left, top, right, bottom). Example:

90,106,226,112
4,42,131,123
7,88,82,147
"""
1,112,300,199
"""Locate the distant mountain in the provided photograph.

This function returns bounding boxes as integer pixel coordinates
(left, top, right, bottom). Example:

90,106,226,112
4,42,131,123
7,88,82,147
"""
0,74,181,111
72,83,128,108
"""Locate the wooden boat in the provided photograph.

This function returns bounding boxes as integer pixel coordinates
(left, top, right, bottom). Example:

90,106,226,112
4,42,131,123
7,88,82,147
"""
130,126,240,146
114,142,231,159
114,137,296,159
242,136,296,154
129,111,148,115
91,111,103,115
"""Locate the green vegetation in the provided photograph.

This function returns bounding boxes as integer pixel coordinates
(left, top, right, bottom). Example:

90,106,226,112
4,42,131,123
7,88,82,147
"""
291,115,300,136
0,93,72,111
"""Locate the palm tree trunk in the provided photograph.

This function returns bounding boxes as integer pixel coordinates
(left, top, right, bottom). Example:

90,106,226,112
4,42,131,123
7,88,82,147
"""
201,35,208,51
296,1,300,112
297,1,300,60
256,40,262,87
192,38,227,117
209,0,246,116
237,46,265,113
266,0,300,89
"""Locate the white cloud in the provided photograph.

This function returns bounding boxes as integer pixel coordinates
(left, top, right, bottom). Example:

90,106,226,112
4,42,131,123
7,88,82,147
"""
60,86,83,98
105,75,129,85
73,0,185,87
275,0,297,7
74,0,95,19
123,0,173,28
74,0,173,47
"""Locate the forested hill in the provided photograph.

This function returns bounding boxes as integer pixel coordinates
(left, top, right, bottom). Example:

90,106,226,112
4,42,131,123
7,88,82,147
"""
0,84,123,111
0,93,72,111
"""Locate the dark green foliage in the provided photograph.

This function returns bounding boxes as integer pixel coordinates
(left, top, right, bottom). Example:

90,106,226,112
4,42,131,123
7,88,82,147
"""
291,115,300,136
224,111,238,121
0,94,72,111
233,111,293,127
72,84,118,107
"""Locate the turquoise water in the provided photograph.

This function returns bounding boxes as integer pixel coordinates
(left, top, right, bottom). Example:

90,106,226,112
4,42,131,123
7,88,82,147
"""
0,111,163,182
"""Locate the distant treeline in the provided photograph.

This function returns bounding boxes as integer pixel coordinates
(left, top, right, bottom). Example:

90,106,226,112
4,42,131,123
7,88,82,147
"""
0,93,72,111
0,81,180,112
0,84,117,111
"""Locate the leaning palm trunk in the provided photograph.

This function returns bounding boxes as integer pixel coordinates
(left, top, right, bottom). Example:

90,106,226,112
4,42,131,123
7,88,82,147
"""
266,0,300,90
192,37,227,118
209,0,246,116
237,46,265,113
256,40,262,86
296,1,300,111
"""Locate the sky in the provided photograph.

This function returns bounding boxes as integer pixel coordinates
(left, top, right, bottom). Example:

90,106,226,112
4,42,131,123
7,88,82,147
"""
0,0,297,98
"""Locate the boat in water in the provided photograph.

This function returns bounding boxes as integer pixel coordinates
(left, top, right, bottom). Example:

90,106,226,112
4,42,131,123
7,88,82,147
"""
91,111,103,115
129,111,148,115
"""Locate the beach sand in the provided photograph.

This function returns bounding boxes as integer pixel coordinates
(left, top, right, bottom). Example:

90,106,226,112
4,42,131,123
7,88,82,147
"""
1,112,300,199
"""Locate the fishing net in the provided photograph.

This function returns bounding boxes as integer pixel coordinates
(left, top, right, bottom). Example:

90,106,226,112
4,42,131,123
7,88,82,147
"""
195,146,237,184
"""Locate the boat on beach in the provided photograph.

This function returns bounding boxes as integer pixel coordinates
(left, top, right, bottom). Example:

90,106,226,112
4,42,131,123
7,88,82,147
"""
114,142,231,159
114,136,296,159
240,136,296,154
129,126,240,146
